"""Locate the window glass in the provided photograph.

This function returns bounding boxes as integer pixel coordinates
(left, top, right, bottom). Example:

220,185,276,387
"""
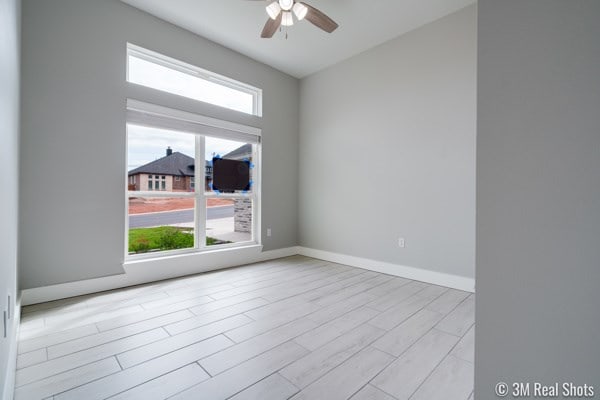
127,124,258,256
127,125,195,193
206,199,252,246
125,52,261,258
127,45,261,116
128,197,195,255
205,137,254,194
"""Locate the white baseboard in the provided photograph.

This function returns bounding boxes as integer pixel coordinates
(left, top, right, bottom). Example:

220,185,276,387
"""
297,247,475,293
21,245,474,306
21,246,299,306
2,293,21,400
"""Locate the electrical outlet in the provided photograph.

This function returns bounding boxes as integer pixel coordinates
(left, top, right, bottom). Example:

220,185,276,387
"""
398,238,405,248
267,228,272,237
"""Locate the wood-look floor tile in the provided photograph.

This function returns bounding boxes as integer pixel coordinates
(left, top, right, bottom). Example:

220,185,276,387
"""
371,329,459,399
55,335,231,400
435,296,475,337
295,306,379,351
117,314,252,369
17,328,168,387
18,324,99,354
290,347,394,400
170,341,308,400
48,310,192,359
16,349,47,370
450,324,475,363
108,363,209,400
426,289,470,315
349,384,396,400
281,324,384,389
369,294,434,331
228,373,299,400
409,355,474,400
165,298,269,336
14,358,121,400
16,257,474,400
372,308,444,357
200,318,318,376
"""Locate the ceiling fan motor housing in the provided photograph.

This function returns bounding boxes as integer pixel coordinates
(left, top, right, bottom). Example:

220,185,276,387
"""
279,0,294,11
261,0,339,38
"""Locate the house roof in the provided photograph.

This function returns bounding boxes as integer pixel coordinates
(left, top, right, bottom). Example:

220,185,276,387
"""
223,144,252,160
128,152,196,177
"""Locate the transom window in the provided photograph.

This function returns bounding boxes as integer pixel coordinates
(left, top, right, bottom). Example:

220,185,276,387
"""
127,44,262,116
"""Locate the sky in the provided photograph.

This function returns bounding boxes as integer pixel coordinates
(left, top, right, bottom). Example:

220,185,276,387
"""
127,54,254,171
128,125,246,171
129,55,254,114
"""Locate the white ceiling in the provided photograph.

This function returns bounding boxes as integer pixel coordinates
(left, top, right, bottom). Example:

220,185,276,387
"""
121,0,475,78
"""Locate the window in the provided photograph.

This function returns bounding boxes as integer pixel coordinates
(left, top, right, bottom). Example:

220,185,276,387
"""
127,44,262,116
126,100,261,258
205,137,255,246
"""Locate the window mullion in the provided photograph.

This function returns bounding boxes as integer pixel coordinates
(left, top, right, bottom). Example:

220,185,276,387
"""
196,136,206,250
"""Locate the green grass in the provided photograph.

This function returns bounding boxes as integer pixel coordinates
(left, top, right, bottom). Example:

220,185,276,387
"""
129,226,231,254
206,237,222,246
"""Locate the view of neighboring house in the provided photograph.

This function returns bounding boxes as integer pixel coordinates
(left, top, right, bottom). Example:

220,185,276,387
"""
128,145,252,192
222,143,252,161
128,145,253,235
127,147,212,191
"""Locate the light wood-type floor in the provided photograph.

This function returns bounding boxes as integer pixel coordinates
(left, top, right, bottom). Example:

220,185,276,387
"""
15,256,474,400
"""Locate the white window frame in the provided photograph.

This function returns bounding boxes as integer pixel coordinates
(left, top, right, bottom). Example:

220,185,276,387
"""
127,43,263,117
125,100,261,261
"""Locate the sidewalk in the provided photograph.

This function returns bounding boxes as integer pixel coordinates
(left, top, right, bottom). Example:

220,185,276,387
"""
173,217,251,243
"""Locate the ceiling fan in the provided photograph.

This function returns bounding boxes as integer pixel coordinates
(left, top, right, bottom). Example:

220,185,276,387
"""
248,0,339,38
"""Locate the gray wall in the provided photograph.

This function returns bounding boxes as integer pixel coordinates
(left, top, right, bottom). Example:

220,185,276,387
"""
0,0,20,395
476,0,600,397
20,0,299,289
298,6,476,279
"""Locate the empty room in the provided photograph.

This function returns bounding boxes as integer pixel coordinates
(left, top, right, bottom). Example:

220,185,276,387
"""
1,1,599,399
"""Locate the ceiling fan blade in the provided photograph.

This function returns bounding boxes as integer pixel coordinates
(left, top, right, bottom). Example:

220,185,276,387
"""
261,12,282,38
301,2,339,33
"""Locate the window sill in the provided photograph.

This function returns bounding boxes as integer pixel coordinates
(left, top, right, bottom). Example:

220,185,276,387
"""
123,243,263,267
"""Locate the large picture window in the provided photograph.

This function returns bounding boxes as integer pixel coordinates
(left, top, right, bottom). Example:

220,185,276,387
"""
126,102,260,258
127,117,259,256
125,44,262,259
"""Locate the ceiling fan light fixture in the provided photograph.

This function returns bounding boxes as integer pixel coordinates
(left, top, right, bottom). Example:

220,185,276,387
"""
266,1,281,20
278,0,294,11
292,2,308,20
281,11,294,26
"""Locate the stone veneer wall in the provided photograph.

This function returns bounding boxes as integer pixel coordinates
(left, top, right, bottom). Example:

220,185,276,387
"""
234,199,252,233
